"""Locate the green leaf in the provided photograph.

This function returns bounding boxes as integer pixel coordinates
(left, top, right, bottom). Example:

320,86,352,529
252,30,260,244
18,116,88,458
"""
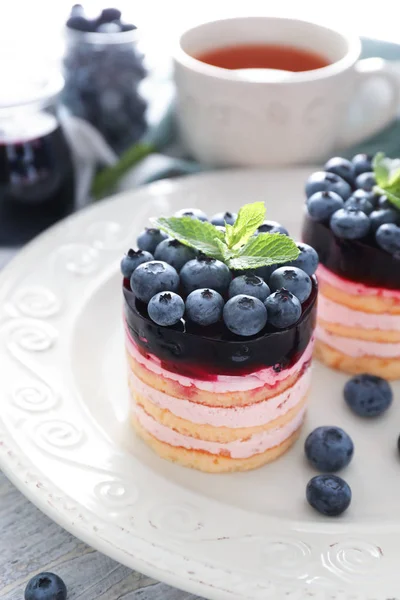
228,233,299,270
373,153,400,211
372,152,390,187
91,142,155,200
224,201,265,250
215,238,235,262
152,216,225,260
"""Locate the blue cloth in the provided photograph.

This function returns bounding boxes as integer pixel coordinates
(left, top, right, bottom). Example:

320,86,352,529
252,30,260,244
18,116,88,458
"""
132,37,400,187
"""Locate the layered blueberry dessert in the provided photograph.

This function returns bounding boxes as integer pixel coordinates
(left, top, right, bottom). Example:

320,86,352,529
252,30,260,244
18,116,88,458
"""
303,153,400,379
122,202,318,472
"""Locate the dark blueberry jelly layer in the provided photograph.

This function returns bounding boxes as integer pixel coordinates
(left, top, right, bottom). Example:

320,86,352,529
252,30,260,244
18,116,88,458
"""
302,213,400,290
123,278,317,379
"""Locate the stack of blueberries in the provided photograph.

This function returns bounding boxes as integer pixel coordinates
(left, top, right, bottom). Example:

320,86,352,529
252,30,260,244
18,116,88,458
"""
62,5,147,153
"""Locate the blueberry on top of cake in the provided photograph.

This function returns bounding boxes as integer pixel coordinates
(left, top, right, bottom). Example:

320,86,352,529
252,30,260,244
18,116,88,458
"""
302,153,400,380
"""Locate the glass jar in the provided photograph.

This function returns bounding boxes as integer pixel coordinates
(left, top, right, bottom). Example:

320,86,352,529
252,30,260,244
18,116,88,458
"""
0,67,75,247
62,25,148,154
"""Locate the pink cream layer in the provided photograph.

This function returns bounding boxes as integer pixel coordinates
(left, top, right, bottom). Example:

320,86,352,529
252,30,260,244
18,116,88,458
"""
134,403,306,459
318,294,400,331
130,366,311,428
125,325,314,394
317,264,400,301
316,325,400,358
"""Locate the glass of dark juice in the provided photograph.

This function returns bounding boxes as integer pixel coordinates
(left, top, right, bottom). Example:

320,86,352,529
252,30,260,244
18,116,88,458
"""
0,69,75,248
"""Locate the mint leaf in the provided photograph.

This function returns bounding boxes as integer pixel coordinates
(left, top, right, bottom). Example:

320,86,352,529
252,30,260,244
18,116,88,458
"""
225,201,265,250
152,216,225,260
228,233,299,270
215,238,234,262
373,153,400,211
373,152,390,187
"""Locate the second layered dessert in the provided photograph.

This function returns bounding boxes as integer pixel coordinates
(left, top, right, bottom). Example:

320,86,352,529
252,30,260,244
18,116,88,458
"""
303,153,400,379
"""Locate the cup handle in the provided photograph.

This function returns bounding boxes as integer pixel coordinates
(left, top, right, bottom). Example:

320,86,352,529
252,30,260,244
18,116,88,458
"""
337,58,399,148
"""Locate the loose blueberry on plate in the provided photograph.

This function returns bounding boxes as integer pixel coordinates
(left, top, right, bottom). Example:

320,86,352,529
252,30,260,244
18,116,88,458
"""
352,153,372,176
344,191,374,215
154,239,197,272
304,426,354,472
264,288,301,329
306,190,344,222
174,208,208,221
148,291,185,326
355,171,376,191
185,288,224,326
25,572,67,600
344,373,393,417
306,474,351,517
137,228,168,254
376,223,400,254
228,274,270,301
257,220,289,235
120,249,153,278
269,266,311,303
324,156,355,185
369,208,399,232
223,295,267,336
130,261,179,303
305,171,352,201
330,207,370,239
180,256,232,295
210,211,237,226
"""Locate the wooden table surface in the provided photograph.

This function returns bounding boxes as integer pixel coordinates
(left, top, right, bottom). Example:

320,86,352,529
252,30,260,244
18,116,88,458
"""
0,471,200,599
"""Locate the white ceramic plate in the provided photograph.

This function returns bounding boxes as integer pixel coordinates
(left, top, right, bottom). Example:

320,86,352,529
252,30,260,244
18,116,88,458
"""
1,169,400,600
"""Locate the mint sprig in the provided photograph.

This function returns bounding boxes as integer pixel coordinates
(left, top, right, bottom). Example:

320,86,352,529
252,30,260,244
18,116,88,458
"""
152,202,299,270
372,152,400,210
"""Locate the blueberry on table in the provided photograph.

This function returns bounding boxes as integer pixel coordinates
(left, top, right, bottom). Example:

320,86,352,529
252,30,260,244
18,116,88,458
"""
264,289,301,329
174,208,208,221
154,239,197,272
25,572,67,600
344,374,393,417
369,208,399,232
286,242,319,276
223,294,267,336
305,171,352,201
355,171,376,191
228,274,270,301
120,249,153,278
210,211,237,226
148,291,185,326
185,288,224,326
305,426,354,472
306,474,351,517
324,156,355,186
180,256,232,295
306,190,344,222
137,228,168,254
345,192,374,215
352,153,372,176
269,266,311,303
330,207,370,239
130,261,179,303
256,220,289,235
376,223,400,254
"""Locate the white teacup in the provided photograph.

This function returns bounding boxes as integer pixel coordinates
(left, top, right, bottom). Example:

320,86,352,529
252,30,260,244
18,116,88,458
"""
173,17,400,166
